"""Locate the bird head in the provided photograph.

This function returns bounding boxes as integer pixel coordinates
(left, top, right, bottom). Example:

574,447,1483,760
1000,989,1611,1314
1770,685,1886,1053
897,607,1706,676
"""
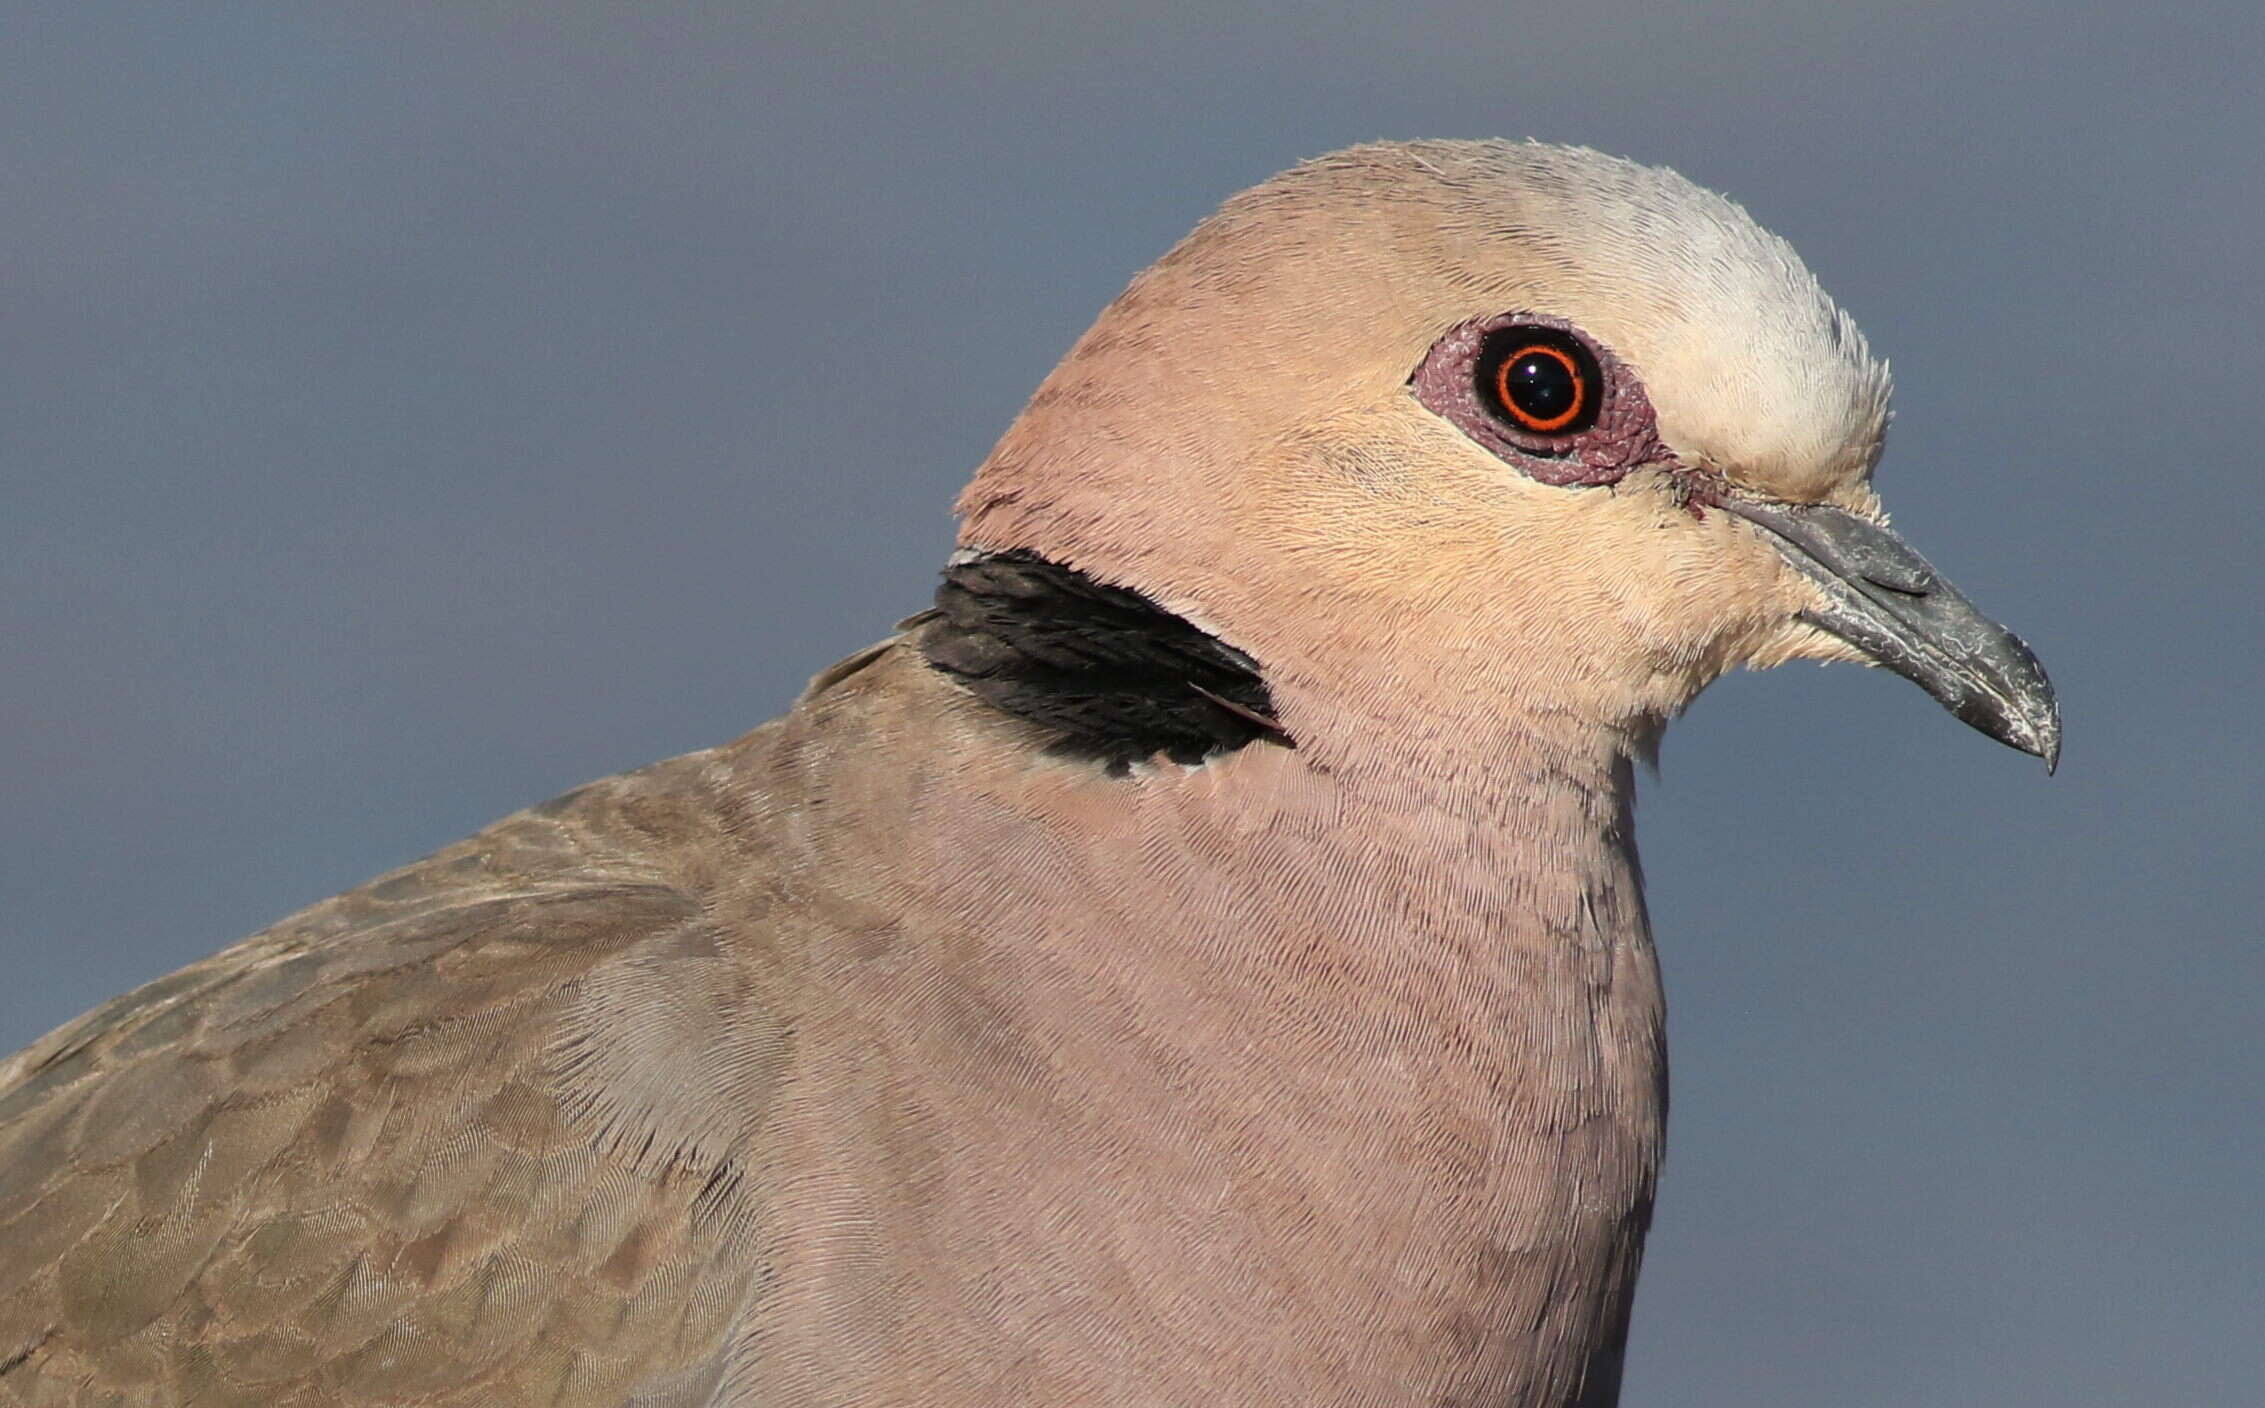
957,140,2058,773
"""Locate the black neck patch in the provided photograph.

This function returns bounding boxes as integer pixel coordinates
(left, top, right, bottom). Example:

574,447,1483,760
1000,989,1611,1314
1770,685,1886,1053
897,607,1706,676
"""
917,551,1290,771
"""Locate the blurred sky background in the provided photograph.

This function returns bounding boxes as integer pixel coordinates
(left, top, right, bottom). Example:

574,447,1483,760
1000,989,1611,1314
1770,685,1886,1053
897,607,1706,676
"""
3,4,2260,1403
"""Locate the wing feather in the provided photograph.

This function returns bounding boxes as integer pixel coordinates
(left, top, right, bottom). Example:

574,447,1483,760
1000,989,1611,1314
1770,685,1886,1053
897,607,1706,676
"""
0,790,778,1406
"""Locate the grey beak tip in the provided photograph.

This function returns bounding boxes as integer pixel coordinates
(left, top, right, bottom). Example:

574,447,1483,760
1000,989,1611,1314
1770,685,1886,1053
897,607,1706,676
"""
2005,639,2061,774
2017,715,2062,774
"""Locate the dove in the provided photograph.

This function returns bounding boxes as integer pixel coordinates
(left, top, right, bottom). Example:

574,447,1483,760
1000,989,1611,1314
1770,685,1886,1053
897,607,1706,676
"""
0,139,2056,1406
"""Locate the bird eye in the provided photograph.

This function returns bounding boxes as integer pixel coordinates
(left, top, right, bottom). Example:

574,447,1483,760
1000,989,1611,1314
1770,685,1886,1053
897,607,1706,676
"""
1411,313,1653,487
1478,329,1598,435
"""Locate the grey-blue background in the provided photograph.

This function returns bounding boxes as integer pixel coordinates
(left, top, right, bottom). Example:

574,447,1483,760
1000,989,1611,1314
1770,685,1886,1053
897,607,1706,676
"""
5,5,2258,1402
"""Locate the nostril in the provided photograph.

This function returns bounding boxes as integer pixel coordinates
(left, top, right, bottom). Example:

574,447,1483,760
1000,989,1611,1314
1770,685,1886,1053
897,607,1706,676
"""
1852,551,1937,596
1861,569,1935,596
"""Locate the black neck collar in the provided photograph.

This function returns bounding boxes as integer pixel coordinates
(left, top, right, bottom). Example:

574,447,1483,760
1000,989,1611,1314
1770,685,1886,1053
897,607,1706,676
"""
917,550,1289,771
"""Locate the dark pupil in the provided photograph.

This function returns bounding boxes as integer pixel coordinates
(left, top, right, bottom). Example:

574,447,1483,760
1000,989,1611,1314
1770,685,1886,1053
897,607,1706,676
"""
1505,351,1576,421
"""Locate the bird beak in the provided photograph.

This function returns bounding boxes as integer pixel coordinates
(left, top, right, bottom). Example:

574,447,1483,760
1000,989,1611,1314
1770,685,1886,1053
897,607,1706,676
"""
1716,496,2061,771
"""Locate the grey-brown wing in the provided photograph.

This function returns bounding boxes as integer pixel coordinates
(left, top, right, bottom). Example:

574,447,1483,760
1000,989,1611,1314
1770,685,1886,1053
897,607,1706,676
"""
0,826,772,1406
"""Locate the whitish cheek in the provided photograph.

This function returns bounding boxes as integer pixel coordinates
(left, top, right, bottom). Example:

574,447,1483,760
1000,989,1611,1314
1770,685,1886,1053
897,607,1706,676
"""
1743,618,1873,671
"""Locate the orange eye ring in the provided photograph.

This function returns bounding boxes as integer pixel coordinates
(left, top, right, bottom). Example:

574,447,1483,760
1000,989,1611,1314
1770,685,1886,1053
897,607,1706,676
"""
1491,341,1590,433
